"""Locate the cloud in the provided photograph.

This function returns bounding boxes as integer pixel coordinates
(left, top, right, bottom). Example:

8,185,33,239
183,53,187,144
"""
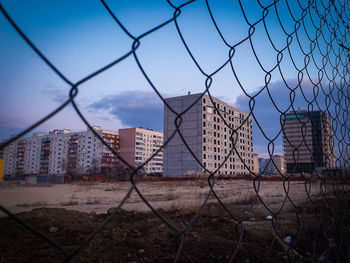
43,84,69,104
88,90,164,131
234,79,330,156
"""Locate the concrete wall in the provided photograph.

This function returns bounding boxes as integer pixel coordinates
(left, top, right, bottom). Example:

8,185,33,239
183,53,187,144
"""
118,128,136,168
163,94,203,177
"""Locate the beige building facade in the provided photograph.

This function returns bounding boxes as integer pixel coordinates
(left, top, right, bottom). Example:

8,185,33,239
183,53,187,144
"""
1,126,121,176
119,128,163,174
163,93,253,177
253,153,259,174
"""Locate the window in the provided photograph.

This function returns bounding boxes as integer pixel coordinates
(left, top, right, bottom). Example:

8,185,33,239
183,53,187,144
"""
203,146,206,151
203,98,206,104
203,114,206,119
203,122,206,127
203,106,206,111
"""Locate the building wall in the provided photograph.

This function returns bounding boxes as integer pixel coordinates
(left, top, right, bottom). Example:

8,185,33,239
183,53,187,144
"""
273,155,285,174
253,153,259,174
2,126,121,176
283,110,335,173
258,158,266,174
163,94,203,177
120,128,163,174
119,128,136,168
163,93,253,177
258,155,286,175
3,139,17,176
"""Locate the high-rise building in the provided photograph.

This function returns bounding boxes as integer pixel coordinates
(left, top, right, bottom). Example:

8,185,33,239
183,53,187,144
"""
258,158,267,174
273,155,286,174
119,128,163,174
2,126,121,176
283,110,335,173
253,153,259,174
163,93,253,177
259,155,286,175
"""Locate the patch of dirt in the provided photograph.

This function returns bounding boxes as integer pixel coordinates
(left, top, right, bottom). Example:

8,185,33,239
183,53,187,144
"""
1,197,349,263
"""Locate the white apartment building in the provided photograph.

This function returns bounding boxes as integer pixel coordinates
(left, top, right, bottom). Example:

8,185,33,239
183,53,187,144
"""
119,127,163,174
2,126,120,176
70,126,120,174
163,93,253,177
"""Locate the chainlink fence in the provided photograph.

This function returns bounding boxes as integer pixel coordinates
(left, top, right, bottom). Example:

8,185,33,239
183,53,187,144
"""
0,0,350,262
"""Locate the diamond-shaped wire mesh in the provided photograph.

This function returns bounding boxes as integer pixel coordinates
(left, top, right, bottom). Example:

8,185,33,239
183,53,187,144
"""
0,0,349,262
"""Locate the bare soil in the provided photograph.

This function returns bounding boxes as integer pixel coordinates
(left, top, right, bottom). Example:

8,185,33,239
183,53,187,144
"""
0,179,321,215
0,179,349,262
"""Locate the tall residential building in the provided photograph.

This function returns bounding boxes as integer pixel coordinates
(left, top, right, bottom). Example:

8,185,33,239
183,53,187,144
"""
2,126,121,176
258,155,286,175
258,158,267,174
119,128,163,173
283,110,335,173
253,153,259,174
71,126,120,174
273,155,286,174
163,93,253,177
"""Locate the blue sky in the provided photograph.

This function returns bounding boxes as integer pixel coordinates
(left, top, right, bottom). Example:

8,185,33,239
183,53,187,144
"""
1,0,348,157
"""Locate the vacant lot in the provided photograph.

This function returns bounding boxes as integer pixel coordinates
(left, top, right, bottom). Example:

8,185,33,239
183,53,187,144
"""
1,179,349,263
0,179,323,215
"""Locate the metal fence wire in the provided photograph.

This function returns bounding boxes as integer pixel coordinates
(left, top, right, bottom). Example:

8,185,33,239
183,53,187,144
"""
0,0,350,262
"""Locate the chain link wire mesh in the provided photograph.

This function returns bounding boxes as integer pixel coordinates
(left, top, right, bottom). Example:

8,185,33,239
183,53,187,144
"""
0,0,350,262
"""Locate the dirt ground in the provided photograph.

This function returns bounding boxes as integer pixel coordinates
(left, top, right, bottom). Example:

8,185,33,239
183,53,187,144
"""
0,179,349,262
0,179,324,215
